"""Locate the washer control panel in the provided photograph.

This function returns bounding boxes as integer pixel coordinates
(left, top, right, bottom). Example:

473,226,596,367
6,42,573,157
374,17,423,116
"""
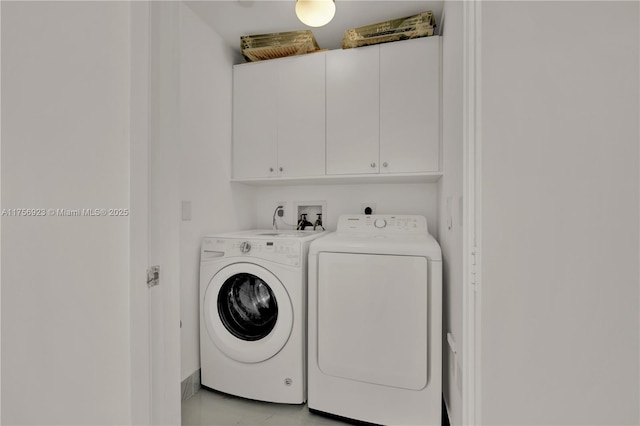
337,214,428,234
201,237,301,267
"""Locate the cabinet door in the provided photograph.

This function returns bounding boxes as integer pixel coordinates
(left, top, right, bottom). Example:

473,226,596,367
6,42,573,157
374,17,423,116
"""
277,53,326,177
326,46,380,175
380,36,440,173
232,61,278,179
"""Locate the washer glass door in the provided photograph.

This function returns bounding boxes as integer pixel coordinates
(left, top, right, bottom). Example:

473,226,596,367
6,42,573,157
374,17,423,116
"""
204,262,293,363
218,273,278,341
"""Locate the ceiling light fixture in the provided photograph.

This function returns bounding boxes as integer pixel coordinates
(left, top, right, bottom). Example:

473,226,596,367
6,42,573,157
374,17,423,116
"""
295,0,336,28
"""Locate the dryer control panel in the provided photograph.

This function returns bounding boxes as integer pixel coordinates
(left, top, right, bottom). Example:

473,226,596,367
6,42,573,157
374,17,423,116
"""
201,237,301,267
337,214,428,234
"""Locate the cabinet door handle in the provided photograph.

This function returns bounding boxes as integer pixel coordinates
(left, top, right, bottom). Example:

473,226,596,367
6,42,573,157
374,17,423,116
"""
382,162,388,168
279,167,283,172
370,162,376,168
269,167,274,172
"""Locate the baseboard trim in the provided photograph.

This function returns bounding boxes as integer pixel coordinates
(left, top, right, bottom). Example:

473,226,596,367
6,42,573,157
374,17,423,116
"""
181,369,201,401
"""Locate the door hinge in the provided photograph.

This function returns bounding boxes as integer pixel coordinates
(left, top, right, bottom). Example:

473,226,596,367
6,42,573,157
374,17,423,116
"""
470,248,477,287
147,265,160,288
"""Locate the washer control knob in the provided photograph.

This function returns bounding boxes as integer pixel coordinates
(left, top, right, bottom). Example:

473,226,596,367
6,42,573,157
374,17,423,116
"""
240,241,251,253
374,218,387,229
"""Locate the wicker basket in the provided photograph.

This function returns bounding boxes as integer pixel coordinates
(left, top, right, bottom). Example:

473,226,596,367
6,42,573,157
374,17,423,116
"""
241,30,321,62
341,11,436,49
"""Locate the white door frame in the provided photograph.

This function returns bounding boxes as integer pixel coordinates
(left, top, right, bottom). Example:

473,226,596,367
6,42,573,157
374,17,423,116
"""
130,2,151,424
129,2,182,424
148,1,182,424
128,1,485,424
462,1,481,425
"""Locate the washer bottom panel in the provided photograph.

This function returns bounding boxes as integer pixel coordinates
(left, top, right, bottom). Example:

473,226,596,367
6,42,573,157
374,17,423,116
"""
200,346,306,404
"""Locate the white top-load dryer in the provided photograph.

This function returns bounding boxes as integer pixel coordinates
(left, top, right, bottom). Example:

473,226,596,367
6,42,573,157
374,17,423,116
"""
200,229,325,404
307,215,442,425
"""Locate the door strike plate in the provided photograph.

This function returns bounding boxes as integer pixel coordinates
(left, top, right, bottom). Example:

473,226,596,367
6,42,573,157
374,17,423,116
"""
147,265,160,288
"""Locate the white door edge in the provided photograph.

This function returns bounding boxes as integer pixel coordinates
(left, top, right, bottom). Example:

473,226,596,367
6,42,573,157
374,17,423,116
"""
0,3,3,422
128,2,182,425
130,2,151,424
462,1,481,425
148,2,182,425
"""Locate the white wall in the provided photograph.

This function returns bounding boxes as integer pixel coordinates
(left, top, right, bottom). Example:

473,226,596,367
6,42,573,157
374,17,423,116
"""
1,2,132,424
251,183,439,234
439,1,464,425
479,2,639,424
179,3,254,381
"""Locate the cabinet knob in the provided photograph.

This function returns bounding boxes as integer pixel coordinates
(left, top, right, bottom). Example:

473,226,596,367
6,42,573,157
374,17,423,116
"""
279,167,283,172
370,162,376,168
383,162,388,168
269,167,274,172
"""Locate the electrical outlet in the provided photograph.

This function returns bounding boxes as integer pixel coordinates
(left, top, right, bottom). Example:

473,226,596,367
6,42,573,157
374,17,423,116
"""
361,203,376,215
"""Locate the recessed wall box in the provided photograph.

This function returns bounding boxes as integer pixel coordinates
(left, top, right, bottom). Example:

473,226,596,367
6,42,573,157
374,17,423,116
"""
293,201,327,231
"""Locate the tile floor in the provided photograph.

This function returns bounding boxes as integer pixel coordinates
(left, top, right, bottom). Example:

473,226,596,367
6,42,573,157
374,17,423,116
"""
182,388,351,426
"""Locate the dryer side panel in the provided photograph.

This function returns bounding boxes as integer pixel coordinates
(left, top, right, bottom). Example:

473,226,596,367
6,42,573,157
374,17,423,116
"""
316,252,428,390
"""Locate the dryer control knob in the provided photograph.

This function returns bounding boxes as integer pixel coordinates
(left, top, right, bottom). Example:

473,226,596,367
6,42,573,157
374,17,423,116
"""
374,219,387,229
240,241,251,253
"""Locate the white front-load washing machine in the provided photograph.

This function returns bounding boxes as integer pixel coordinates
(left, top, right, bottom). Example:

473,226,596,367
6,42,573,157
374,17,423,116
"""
200,229,325,404
307,215,442,425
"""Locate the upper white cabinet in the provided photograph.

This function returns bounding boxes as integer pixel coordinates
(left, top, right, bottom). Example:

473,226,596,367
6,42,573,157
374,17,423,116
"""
232,52,325,179
232,36,441,184
326,36,441,176
380,37,440,174
233,60,277,179
326,45,380,175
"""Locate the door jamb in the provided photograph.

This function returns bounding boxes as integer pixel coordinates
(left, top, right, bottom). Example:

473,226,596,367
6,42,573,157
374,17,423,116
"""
129,1,151,424
462,1,481,425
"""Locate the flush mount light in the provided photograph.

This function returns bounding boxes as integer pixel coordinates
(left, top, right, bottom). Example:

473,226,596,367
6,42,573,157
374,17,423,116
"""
295,0,336,27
